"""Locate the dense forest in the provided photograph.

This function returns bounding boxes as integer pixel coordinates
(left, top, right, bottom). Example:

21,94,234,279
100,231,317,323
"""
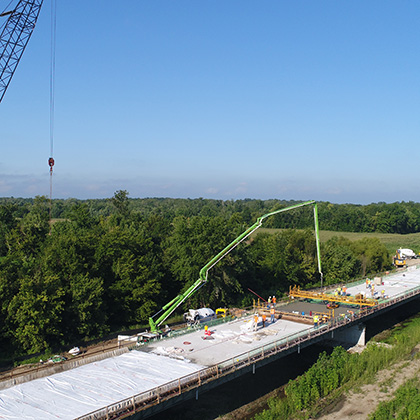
0,193,412,357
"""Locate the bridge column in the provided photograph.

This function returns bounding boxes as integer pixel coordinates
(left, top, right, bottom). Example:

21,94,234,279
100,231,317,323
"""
332,323,366,347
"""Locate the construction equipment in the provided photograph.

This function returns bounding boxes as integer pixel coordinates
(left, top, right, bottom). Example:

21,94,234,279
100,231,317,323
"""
398,248,417,259
0,0,44,103
148,200,323,332
183,308,215,326
216,308,229,318
393,249,407,267
312,310,334,323
289,285,378,307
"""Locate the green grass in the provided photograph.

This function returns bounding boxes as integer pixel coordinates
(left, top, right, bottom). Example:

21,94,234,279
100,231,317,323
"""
254,228,420,255
369,376,420,420
254,315,420,420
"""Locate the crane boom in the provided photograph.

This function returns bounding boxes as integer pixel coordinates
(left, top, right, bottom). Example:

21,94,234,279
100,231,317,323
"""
149,200,322,332
0,0,43,103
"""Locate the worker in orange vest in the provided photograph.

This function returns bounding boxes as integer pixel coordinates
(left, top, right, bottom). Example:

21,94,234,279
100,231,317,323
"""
272,296,277,307
270,306,275,323
254,314,259,331
262,314,267,328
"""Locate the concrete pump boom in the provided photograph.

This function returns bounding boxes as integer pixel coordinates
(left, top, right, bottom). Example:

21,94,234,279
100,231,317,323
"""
149,200,322,332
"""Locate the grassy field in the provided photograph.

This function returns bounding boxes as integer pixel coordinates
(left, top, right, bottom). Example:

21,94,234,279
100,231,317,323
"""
255,228,420,255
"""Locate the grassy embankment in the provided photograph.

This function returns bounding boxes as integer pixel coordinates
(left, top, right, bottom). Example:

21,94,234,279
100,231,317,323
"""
368,376,420,419
252,315,420,420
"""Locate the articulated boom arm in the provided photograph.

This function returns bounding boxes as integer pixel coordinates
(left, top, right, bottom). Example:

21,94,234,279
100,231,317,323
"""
0,0,43,103
149,200,322,332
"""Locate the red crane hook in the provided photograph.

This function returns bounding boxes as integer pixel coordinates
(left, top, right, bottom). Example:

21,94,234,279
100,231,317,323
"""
48,157,55,173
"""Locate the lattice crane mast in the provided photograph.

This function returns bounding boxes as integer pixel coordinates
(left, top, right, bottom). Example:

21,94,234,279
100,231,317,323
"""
0,0,43,103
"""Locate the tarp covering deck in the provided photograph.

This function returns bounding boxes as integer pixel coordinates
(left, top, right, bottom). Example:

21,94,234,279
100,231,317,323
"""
0,351,203,419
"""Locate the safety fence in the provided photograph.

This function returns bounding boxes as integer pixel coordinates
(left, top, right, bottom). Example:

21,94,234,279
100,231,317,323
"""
74,281,420,420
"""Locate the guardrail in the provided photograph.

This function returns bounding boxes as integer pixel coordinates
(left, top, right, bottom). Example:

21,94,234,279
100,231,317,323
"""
71,280,420,420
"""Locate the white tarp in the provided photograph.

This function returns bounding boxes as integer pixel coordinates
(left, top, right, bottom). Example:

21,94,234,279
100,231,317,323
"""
0,351,203,420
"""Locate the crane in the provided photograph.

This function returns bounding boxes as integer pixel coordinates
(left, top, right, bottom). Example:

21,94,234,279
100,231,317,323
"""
0,0,44,103
149,200,323,332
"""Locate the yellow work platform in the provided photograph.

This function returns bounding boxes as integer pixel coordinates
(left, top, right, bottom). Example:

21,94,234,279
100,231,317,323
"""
289,285,378,307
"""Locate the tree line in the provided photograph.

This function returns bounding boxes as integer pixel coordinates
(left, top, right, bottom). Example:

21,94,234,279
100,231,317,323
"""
0,193,394,357
2,196,420,234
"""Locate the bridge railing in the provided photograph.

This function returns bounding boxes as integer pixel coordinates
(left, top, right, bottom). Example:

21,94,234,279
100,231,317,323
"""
74,279,420,420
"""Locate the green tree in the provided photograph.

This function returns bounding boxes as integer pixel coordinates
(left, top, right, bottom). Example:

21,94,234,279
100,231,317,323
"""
8,274,65,352
351,237,390,275
111,190,130,217
322,237,360,284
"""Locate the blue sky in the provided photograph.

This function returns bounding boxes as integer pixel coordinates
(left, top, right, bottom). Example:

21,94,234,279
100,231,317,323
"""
1,1,419,204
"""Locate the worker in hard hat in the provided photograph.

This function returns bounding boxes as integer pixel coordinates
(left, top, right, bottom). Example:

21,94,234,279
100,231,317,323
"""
272,296,277,307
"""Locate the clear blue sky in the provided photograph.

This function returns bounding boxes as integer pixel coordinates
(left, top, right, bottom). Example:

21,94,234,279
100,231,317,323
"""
1,1,419,204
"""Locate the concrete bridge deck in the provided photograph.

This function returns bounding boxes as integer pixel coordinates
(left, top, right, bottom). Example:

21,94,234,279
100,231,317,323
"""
1,266,420,420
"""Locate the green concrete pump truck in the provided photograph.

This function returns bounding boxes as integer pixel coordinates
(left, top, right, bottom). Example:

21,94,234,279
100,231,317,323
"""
148,200,323,333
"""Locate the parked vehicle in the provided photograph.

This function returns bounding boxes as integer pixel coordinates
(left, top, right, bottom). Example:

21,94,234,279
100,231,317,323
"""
183,308,215,326
394,249,407,267
399,248,417,259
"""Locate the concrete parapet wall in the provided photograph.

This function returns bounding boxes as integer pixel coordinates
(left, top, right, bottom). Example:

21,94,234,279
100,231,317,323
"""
0,347,129,391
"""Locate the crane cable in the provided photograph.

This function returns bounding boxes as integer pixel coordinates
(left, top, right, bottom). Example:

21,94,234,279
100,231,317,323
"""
48,0,57,224
0,1,14,17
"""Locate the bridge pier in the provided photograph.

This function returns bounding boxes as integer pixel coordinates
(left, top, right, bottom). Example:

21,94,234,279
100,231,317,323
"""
332,323,366,347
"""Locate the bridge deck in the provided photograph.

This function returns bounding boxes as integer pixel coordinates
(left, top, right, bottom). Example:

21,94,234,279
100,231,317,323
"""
146,316,311,366
1,266,419,420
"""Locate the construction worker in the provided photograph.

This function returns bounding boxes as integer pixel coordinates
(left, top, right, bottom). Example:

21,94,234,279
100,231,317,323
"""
254,314,259,331
272,296,277,307
313,315,319,328
267,296,271,309
381,289,385,298
270,306,275,323
262,314,267,328
342,286,347,296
